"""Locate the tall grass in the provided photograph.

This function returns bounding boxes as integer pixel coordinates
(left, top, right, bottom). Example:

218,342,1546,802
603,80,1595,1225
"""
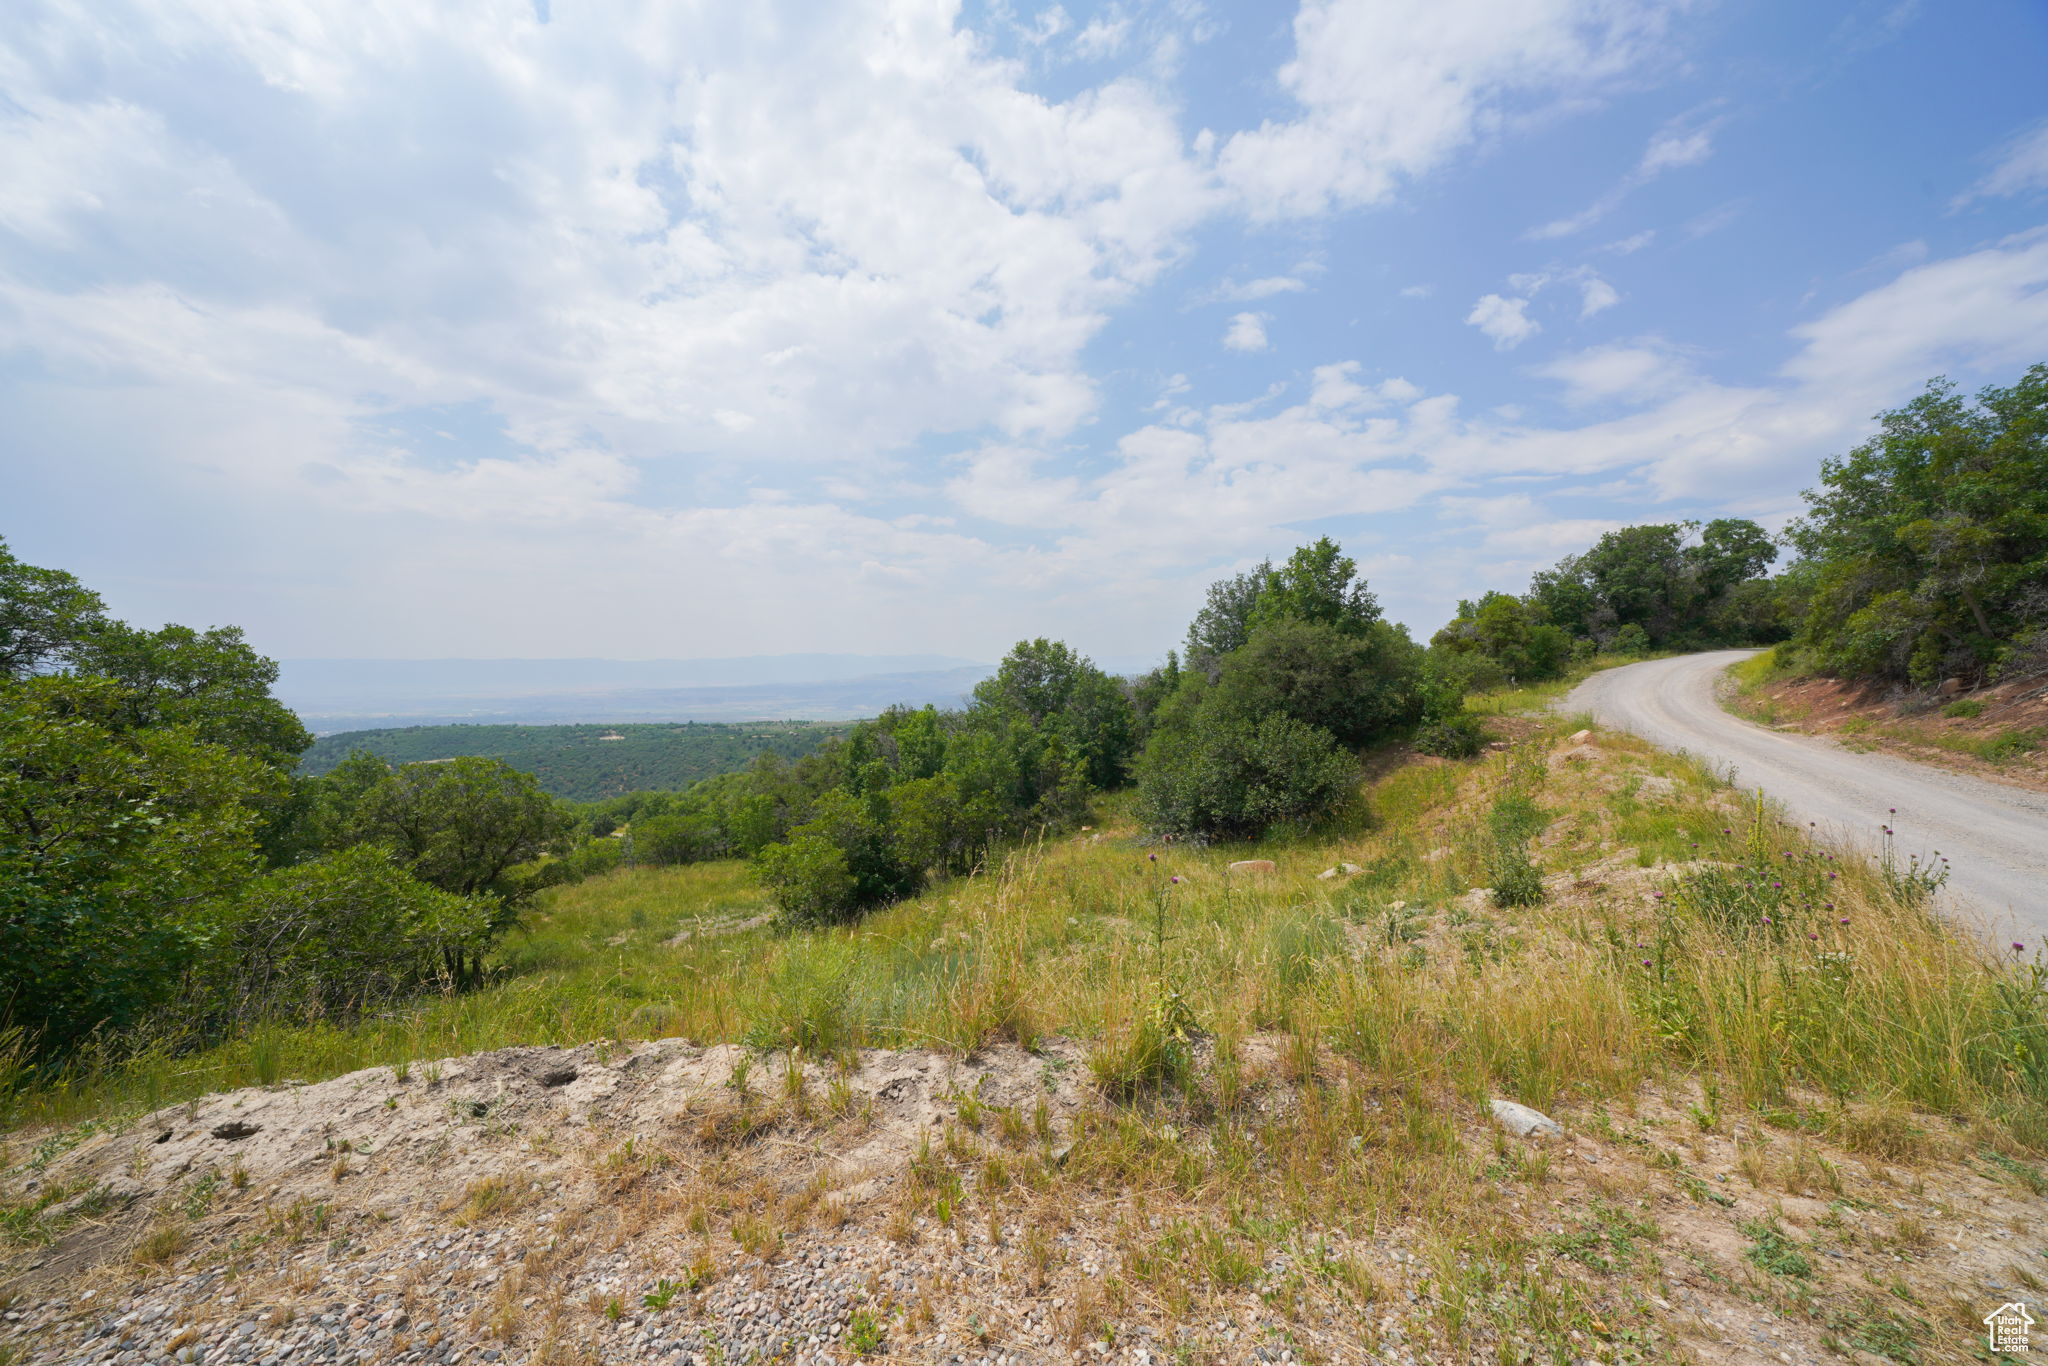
8,722,2047,1156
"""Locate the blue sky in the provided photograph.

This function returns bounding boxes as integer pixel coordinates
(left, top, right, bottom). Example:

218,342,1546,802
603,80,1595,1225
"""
4,0,2047,668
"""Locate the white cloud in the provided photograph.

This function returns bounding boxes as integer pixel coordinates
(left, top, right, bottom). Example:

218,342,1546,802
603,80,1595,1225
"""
1638,124,1715,175
1073,13,1132,59
1953,120,2048,209
1466,294,1539,349
1604,230,1656,254
1399,283,1435,298
1217,0,1684,220
1531,341,1695,405
0,0,1221,490
1578,275,1621,317
1465,264,1616,343
1210,275,1309,302
1223,311,1272,352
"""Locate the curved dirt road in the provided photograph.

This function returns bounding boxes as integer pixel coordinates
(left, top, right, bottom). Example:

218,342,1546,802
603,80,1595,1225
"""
1562,650,2048,944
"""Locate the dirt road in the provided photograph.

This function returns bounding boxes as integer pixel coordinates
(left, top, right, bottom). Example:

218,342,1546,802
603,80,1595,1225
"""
1562,649,2048,944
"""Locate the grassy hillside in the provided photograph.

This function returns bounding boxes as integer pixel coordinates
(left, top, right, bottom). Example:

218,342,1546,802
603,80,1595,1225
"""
9,706,2045,1364
298,720,849,800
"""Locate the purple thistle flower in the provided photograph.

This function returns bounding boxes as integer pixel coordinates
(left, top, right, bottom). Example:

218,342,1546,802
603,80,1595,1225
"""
1170,876,1180,885
1772,881,1783,889
1839,917,1849,925
1641,959,1653,968
1148,853,1157,862
1808,932,1819,941
1761,916,1773,925
2014,942,2026,953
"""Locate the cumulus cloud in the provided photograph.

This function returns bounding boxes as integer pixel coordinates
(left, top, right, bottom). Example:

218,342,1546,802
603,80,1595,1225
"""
1466,294,1540,349
1223,311,1272,352
1217,0,1686,220
1465,265,1616,344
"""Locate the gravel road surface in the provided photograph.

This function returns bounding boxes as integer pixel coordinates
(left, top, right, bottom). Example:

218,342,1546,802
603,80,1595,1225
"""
1562,649,2048,944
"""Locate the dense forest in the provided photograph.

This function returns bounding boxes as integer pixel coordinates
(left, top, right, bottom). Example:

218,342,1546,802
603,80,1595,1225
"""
4,360,2042,1075
300,721,847,801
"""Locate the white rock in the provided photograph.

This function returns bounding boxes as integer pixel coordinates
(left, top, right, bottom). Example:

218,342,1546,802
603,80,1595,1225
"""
1567,729,1593,745
1489,1099,1562,1138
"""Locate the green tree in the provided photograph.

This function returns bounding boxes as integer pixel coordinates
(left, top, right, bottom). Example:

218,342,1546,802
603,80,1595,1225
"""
70,621,311,767
1430,592,1571,683
971,639,1136,789
0,538,107,679
1789,364,2048,684
1244,537,1382,639
1207,617,1422,747
329,756,574,962
0,676,271,1052
1184,562,1273,677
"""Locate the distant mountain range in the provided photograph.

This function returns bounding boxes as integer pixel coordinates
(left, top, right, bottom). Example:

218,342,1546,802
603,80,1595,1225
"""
275,651,1166,734
275,654,994,733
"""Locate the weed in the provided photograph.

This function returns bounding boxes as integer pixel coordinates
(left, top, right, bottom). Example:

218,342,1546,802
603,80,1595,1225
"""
1740,1218,1813,1279
1552,1201,1658,1274
847,1308,885,1355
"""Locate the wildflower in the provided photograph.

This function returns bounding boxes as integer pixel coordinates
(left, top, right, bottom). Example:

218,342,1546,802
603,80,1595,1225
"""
1170,876,1181,885
1652,891,1665,900
1839,917,1849,925
1827,871,1837,880
1148,853,1157,862
1808,933,1819,941
1641,959,1653,968
2014,942,2026,954
1771,881,1783,889
1761,916,1773,925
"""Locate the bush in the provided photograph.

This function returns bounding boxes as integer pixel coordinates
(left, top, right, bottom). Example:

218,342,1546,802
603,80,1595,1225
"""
1137,712,1357,841
754,834,859,927
1612,623,1651,657
1413,715,1486,758
196,846,495,1027
1207,618,1423,747
1942,698,1985,719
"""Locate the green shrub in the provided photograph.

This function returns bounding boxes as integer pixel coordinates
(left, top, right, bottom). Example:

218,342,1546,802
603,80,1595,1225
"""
1941,698,1984,719
1137,713,1356,841
1612,623,1651,657
1413,715,1486,758
197,846,495,1028
753,835,858,927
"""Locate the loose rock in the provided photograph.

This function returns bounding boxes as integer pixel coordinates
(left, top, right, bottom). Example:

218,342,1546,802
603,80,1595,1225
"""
1489,1099,1563,1138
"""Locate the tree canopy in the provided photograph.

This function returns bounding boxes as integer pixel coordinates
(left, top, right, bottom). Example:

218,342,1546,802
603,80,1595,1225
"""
1788,364,2048,685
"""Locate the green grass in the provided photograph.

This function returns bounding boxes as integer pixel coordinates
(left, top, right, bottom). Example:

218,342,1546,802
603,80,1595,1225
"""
1463,652,1645,717
9,713,2048,1163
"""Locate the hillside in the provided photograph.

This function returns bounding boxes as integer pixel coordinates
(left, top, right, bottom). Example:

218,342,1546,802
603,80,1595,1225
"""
299,721,849,801
1728,654,2048,794
7,715,2039,1365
